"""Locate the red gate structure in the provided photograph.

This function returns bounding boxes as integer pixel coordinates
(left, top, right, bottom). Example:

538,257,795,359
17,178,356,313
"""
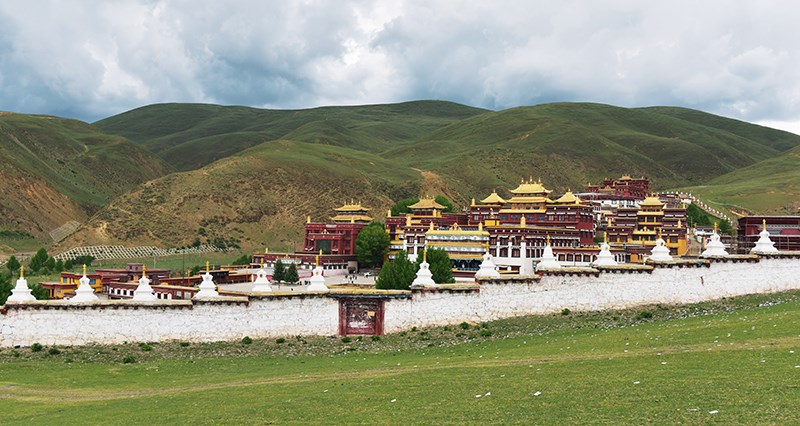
338,297,385,336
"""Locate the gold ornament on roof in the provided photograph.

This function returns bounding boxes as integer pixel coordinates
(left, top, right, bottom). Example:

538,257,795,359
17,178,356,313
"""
20,265,24,278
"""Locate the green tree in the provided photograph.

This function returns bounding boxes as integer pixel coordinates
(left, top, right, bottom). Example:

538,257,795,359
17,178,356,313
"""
232,254,252,266
64,259,74,271
29,248,49,273
417,248,455,284
355,222,390,267
46,257,56,271
719,220,733,235
390,198,419,216
272,259,285,283
55,259,64,273
29,283,48,300
285,263,299,284
190,265,201,276
6,255,20,272
377,250,416,290
434,195,455,213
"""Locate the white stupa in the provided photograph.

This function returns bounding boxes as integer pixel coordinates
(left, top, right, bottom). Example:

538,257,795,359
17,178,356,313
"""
701,223,729,257
536,235,561,270
411,250,438,288
307,255,329,292
751,219,779,254
194,261,220,299
251,266,273,292
592,235,618,266
6,266,35,302
649,231,673,262
475,250,501,278
132,264,158,301
71,264,100,302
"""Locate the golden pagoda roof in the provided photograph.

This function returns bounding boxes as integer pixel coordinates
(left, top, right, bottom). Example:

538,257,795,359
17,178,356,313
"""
480,191,506,204
639,196,664,207
330,214,373,223
554,191,582,204
334,202,370,212
619,175,632,181
509,178,552,195
409,198,445,210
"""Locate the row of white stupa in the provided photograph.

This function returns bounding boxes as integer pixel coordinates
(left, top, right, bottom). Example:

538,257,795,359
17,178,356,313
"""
5,261,332,303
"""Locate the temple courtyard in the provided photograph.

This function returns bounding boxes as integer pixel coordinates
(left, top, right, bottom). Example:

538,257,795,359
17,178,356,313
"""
1,290,798,424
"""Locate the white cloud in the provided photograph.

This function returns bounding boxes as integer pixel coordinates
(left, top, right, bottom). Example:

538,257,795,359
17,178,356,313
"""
0,0,798,125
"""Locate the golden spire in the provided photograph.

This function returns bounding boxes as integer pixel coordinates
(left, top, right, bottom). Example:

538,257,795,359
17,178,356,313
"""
478,222,483,231
20,265,24,278
713,222,718,234
142,264,147,276
316,253,320,267
520,215,526,227
265,247,269,254
762,218,767,230
205,261,210,273
405,214,412,227
428,221,434,232
350,217,355,224
607,217,612,227
387,209,392,218
658,228,663,239
83,264,87,276
471,197,476,207
546,234,551,245
423,248,427,263
307,215,311,224
604,231,608,244
678,219,682,228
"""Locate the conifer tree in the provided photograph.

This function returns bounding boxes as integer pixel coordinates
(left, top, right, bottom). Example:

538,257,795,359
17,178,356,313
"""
5,256,20,273
375,256,395,289
285,263,299,284
376,250,416,290
417,248,455,284
272,259,285,283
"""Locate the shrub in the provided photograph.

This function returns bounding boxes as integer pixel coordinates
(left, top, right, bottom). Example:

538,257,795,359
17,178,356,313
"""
480,329,493,337
31,343,43,352
139,343,153,352
561,308,571,316
275,337,286,344
371,335,381,342
637,310,654,320
122,355,136,364
459,322,471,330
179,342,190,347
411,326,418,332
241,336,253,345
48,347,61,355
341,336,352,343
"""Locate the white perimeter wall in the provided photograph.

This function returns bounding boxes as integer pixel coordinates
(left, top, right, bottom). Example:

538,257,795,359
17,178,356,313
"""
2,256,800,347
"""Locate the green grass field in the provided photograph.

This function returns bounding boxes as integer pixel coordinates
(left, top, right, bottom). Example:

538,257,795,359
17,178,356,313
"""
2,291,799,424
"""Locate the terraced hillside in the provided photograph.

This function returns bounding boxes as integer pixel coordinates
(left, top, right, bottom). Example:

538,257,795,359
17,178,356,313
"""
0,113,169,249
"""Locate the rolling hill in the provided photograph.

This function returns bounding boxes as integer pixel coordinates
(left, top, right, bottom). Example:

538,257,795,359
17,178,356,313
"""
62,101,800,250
94,101,488,171
0,112,170,248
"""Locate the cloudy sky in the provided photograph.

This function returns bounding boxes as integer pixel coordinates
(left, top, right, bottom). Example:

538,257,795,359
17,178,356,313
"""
1,0,799,133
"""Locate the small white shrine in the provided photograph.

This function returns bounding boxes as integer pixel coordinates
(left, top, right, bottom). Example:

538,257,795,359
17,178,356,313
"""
475,250,501,278
307,255,329,292
536,235,561,270
649,231,674,262
132,264,158,301
6,266,35,302
701,223,729,257
251,266,273,292
751,219,779,254
411,250,438,288
194,261,220,299
71,264,100,302
592,235,618,266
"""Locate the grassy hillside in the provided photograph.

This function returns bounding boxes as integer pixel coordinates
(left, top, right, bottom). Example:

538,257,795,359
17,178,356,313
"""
2,291,799,424
65,140,421,249
95,101,488,170
0,113,169,246
385,103,800,194
77,101,800,249
680,144,800,216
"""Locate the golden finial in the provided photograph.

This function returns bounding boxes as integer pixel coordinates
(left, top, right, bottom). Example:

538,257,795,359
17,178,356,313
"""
307,215,311,224
205,261,210,273
546,234,551,245
405,214,412,227
83,264,87,276
478,222,483,231
428,221,434,232
678,219,682,228
520,215,526,227
142,264,147,276
387,209,392,218
423,249,427,263
265,247,269,254
713,222,718,234
350,217,355,224
607,217,612,227
471,197,476,207
316,253,320,267
762,219,767,230
20,265,24,278
604,231,608,244
658,228,663,239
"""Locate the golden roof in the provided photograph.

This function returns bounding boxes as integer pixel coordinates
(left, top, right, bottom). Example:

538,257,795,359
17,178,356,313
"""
409,198,445,210
639,196,664,207
619,175,632,181
554,191,582,204
330,214,373,223
335,202,370,212
509,178,552,195
481,191,506,204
